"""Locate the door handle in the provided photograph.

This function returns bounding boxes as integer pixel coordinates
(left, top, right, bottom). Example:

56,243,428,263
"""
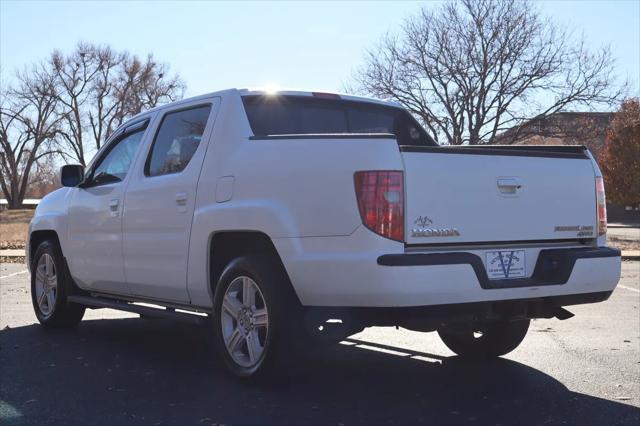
497,180,521,188
109,199,119,216
175,192,188,206
497,178,523,195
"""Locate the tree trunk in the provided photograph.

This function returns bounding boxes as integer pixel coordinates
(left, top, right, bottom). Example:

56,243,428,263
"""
7,198,23,209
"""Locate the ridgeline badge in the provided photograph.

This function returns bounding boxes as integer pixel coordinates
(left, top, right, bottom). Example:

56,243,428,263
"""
411,216,460,238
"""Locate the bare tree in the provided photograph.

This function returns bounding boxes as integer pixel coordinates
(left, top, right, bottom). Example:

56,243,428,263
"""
351,0,624,145
115,53,184,121
88,50,184,154
87,45,122,156
0,64,62,209
50,43,102,166
52,43,185,166
0,44,184,208
26,151,60,199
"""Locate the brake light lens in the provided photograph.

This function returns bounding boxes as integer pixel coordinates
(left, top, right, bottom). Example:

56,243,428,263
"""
596,176,607,236
354,171,404,242
311,92,341,100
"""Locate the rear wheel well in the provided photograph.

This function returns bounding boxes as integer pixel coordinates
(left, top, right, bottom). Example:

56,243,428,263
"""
29,230,60,267
208,231,299,303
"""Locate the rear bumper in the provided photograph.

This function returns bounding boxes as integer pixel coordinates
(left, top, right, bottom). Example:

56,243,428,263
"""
377,247,621,289
274,229,622,307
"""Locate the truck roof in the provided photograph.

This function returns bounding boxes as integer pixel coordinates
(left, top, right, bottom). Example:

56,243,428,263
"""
238,88,401,108
125,88,401,124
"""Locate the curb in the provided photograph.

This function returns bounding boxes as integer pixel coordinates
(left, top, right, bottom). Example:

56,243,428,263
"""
608,224,640,229
0,250,26,265
0,255,26,264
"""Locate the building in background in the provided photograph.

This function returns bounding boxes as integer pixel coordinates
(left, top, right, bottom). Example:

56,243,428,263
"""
494,111,639,223
494,112,614,160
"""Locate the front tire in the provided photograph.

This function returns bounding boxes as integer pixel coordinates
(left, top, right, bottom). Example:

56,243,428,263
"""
438,319,530,360
31,240,85,328
211,255,301,379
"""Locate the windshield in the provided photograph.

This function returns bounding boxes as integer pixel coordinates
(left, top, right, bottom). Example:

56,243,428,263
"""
242,95,437,146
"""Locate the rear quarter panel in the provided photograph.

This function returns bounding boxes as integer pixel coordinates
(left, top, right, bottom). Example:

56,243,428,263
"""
187,95,404,305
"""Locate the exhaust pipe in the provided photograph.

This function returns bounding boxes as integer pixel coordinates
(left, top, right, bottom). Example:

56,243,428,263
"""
553,306,575,320
528,301,575,320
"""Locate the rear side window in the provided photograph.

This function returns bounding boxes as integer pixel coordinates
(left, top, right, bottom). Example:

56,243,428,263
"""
146,105,212,177
242,95,436,146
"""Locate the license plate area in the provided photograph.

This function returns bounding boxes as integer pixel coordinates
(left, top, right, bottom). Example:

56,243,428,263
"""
485,250,526,280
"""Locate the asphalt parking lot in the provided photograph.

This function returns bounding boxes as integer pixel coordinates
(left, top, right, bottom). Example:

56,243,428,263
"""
1,261,639,426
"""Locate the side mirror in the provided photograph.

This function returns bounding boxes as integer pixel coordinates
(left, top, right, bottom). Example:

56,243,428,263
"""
60,164,84,187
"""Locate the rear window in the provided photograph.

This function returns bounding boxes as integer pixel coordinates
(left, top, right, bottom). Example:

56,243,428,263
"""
242,95,436,146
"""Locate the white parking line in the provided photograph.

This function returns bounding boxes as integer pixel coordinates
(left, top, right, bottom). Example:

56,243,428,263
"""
0,269,28,280
618,285,640,294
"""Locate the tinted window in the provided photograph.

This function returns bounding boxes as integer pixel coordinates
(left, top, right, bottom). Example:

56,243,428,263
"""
242,95,436,146
90,130,144,186
146,105,211,177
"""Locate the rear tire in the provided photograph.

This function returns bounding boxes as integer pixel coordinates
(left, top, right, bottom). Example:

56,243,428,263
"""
211,255,303,379
437,319,530,360
31,240,85,328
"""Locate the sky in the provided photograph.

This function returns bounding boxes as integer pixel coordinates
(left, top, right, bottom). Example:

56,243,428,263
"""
1,0,639,101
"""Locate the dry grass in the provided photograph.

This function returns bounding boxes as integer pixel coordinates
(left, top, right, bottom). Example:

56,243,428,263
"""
0,209,34,249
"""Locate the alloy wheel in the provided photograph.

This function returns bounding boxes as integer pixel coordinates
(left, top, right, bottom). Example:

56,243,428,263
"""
220,276,269,368
34,253,57,317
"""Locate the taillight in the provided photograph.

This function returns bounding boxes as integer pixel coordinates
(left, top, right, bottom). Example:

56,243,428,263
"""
311,92,341,100
596,176,607,236
354,171,404,242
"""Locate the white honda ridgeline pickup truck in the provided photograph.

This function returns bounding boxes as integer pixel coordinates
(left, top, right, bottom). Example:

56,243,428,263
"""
28,89,621,378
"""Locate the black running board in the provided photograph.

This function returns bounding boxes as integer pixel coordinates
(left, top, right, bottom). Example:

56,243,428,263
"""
67,295,208,325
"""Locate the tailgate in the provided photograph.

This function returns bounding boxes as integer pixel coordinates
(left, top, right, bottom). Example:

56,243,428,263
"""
402,146,597,245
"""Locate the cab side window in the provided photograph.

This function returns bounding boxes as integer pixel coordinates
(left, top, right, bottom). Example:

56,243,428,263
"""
145,105,212,177
89,130,145,186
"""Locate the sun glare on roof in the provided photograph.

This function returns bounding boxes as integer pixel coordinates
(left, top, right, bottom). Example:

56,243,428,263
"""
262,84,280,95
